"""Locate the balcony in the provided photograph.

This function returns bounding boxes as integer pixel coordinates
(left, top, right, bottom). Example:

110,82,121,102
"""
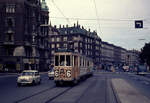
3,41,14,45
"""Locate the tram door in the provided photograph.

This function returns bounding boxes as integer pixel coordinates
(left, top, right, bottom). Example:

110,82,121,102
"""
74,56,79,79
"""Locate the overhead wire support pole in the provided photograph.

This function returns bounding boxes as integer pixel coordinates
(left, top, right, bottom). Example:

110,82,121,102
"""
93,0,101,34
51,0,71,25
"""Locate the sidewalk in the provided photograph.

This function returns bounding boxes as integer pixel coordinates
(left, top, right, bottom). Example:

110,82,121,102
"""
111,79,150,103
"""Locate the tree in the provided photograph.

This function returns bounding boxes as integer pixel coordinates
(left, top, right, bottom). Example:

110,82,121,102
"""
140,42,150,67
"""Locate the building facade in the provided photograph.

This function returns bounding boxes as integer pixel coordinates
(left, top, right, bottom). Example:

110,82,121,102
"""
0,0,50,72
49,23,102,66
126,50,140,67
101,41,128,67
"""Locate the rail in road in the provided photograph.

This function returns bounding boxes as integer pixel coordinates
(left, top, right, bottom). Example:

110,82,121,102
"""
3,72,145,103
14,79,96,103
13,75,119,103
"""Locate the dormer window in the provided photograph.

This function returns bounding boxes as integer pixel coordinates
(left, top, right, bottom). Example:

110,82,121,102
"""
6,4,15,13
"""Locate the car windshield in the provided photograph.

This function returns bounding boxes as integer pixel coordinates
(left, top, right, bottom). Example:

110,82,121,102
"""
21,72,34,76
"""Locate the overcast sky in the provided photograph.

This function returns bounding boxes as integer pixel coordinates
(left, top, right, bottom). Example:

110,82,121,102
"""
46,0,150,50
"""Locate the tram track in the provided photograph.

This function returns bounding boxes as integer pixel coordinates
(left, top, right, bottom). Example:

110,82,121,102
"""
14,85,56,103
110,80,121,103
14,84,76,103
45,87,73,103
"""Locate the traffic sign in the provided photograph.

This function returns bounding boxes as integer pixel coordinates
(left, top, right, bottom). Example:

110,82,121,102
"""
135,20,143,28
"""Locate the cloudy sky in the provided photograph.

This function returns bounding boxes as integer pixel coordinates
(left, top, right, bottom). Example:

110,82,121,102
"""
46,0,150,50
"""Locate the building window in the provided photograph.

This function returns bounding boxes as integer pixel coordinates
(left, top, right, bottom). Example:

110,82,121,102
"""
51,50,54,54
73,36,78,41
85,44,87,49
51,44,55,48
74,42,78,47
6,17,15,27
75,49,78,53
51,38,55,42
6,48,13,56
80,50,82,54
32,11,35,17
70,30,73,34
6,33,14,42
65,31,67,34
88,45,90,49
63,37,67,41
80,43,82,47
96,40,99,45
64,43,67,48
56,37,60,42
32,25,35,32
6,4,15,13
56,44,60,48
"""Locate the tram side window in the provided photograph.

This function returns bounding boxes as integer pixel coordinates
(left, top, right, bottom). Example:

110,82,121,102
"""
80,57,82,66
66,55,71,66
88,61,89,66
82,58,85,67
55,56,59,66
60,55,65,66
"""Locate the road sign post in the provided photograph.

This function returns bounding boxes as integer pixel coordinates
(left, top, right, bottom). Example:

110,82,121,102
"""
135,20,143,29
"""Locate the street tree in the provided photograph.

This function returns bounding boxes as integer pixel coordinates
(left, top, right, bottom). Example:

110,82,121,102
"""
140,42,150,67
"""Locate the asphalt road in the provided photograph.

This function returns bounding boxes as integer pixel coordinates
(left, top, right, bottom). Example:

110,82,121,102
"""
0,72,150,103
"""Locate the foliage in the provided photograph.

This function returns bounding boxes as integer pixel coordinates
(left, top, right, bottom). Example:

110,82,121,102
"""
140,42,150,67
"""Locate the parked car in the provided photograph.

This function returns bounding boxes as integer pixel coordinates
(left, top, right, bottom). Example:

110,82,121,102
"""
48,69,54,80
17,70,41,86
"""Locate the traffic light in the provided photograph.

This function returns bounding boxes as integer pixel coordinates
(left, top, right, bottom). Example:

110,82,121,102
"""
135,20,143,28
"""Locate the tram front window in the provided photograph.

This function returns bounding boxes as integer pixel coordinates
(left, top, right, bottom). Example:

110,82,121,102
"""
55,56,59,66
66,55,71,66
60,55,65,66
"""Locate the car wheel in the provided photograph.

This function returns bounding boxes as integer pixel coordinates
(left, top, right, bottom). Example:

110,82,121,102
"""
32,80,36,86
17,83,21,87
39,79,41,84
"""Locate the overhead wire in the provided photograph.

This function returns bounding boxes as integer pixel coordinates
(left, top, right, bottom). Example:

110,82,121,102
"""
93,0,101,33
51,0,71,24
49,17,143,21
49,0,150,29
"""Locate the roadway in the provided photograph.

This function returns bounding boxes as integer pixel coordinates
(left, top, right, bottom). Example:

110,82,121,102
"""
0,72,150,103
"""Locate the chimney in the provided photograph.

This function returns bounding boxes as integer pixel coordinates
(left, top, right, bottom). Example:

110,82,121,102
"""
79,25,80,28
59,24,61,28
66,24,68,28
74,23,76,27
63,25,65,28
89,28,91,32
77,21,79,27
54,25,57,28
82,26,84,29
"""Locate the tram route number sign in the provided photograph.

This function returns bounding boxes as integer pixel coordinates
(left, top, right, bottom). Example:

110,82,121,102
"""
135,20,143,29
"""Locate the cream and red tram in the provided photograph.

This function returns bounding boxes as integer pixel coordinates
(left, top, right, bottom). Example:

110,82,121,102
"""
54,49,93,85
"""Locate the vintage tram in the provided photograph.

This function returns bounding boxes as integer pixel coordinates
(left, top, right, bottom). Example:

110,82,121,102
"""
54,49,93,85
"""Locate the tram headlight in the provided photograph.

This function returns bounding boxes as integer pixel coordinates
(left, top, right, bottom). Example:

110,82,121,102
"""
66,70,71,78
54,70,59,77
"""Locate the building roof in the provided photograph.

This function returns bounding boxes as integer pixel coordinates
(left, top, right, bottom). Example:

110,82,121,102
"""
58,24,101,39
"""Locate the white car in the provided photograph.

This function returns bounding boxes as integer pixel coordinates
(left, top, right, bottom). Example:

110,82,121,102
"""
17,70,41,86
48,69,54,79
